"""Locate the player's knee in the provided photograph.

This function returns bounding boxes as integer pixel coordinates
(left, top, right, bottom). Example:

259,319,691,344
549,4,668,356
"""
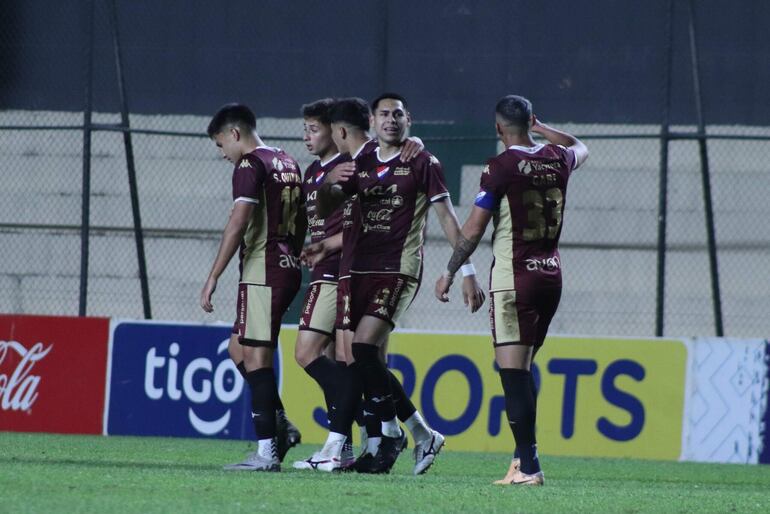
242,346,272,371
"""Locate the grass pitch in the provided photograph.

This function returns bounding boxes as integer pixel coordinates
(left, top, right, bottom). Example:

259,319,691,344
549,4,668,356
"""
1,432,768,513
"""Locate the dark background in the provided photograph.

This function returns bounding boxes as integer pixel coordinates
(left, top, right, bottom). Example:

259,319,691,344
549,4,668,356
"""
1,0,767,124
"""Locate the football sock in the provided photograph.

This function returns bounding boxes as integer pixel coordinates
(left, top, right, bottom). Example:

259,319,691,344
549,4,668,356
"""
304,355,338,415
364,398,383,438
245,368,277,440
336,361,354,441
352,343,398,437
388,369,417,421
499,368,540,475
404,411,432,443
328,359,362,436
513,372,539,460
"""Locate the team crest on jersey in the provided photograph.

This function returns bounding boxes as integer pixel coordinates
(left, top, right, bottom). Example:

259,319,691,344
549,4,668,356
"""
376,165,390,179
393,167,411,176
239,159,252,168
314,171,325,184
391,195,404,208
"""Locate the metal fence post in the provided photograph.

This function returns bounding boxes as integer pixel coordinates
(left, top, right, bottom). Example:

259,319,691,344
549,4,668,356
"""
109,0,152,319
79,0,95,316
656,0,675,337
687,0,724,336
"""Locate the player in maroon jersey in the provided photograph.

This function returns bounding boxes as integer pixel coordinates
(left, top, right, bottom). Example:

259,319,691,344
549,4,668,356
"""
317,95,486,474
435,95,589,485
200,103,306,472
294,98,439,473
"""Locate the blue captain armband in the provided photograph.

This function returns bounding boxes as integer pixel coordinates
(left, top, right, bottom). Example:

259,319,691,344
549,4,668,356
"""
474,190,498,210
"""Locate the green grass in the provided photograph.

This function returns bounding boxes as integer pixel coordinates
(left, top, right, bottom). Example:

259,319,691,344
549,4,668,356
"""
1,433,769,513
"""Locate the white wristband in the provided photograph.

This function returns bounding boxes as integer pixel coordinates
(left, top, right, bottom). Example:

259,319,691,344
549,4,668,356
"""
461,263,476,277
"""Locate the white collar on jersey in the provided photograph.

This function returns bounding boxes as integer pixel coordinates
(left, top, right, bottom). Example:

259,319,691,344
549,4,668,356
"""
351,139,373,160
508,143,545,153
375,146,401,163
320,153,341,167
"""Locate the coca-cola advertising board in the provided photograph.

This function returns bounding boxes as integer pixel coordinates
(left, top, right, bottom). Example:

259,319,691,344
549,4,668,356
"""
0,314,110,434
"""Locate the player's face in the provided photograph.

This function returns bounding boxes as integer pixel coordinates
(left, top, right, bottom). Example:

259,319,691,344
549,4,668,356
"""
303,118,335,157
212,129,242,163
372,98,410,145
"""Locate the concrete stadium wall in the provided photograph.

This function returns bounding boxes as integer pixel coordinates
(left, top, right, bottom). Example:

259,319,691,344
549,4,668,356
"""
1,111,768,338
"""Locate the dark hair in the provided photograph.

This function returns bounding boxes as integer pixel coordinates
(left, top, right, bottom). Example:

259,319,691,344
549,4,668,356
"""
329,97,370,132
301,98,335,125
495,95,532,132
207,103,256,137
371,92,408,112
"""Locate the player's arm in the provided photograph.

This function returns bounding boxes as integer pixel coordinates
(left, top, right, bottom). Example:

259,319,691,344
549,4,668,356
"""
301,232,343,269
530,115,589,168
200,201,254,312
317,161,356,218
432,198,486,312
435,205,493,303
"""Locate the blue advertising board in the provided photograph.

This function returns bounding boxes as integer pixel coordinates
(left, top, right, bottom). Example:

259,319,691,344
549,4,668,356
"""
107,321,281,439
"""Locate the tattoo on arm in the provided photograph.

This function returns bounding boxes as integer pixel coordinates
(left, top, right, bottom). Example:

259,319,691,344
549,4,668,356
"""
447,234,480,275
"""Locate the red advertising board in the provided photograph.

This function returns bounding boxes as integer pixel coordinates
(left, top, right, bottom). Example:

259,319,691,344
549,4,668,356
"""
0,315,110,434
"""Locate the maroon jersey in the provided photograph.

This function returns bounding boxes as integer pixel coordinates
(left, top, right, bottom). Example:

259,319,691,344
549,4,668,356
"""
232,146,303,287
303,152,346,282
340,146,450,280
474,143,579,291
338,140,379,279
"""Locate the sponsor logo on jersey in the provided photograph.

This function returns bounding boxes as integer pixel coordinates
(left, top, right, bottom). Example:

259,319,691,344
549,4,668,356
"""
391,195,404,208
482,164,490,174
525,256,561,272
376,165,390,179
518,160,532,175
239,159,252,168
394,167,411,176
429,155,440,165
358,171,369,178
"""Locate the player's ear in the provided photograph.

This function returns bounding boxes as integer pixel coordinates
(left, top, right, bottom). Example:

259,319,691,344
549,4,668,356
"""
340,126,347,140
528,114,535,128
230,127,240,141
405,110,412,127
495,122,503,138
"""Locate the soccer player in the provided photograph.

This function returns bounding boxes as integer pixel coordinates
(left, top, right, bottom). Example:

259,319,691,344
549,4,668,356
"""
294,98,438,474
317,95,486,474
434,95,589,485
200,103,306,472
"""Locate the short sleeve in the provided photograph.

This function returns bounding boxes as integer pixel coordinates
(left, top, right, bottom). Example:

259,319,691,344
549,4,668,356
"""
557,144,579,172
475,160,506,211
421,154,450,203
232,155,266,204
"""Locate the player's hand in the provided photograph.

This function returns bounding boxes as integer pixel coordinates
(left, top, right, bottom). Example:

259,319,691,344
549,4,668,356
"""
461,274,486,313
200,276,217,313
401,136,425,162
300,241,327,269
326,162,356,184
530,114,544,134
434,272,454,303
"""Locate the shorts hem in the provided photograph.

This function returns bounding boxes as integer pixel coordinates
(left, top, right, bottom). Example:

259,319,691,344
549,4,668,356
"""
239,337,276,348
298,326,334,338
